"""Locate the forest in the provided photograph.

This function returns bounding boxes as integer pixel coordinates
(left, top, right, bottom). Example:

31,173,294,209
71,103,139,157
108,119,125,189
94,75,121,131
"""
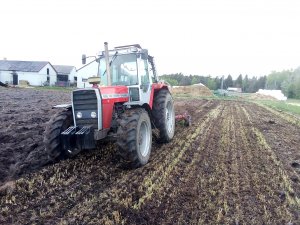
160,66,300,99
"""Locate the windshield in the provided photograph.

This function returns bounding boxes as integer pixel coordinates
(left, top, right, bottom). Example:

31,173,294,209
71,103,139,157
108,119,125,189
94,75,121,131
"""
98,53,138,86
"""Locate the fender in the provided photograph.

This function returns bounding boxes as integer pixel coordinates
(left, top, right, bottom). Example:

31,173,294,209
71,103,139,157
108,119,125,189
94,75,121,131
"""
149,82,171,109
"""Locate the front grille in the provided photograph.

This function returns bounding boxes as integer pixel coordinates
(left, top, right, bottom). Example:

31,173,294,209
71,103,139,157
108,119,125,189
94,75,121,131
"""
73,89,99,129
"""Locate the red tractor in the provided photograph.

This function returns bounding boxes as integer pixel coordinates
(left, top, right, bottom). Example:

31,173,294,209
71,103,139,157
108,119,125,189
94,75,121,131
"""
44,43,190,167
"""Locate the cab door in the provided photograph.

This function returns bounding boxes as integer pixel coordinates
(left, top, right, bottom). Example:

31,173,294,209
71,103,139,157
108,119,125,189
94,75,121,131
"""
138,57,152,105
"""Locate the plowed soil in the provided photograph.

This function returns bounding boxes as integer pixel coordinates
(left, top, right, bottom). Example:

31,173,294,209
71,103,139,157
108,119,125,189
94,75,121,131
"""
1,87,300,224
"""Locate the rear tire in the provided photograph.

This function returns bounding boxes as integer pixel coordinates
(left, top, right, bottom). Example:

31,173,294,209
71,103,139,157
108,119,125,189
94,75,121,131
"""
152,89,175,143
117,108,152,168
44,110,73,160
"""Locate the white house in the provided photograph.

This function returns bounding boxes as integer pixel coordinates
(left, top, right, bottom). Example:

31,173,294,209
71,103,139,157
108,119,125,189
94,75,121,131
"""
0,60,57,86
53,65,77,87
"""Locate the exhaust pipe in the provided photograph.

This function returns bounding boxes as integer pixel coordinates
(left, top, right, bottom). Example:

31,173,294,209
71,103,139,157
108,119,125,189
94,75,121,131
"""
104,42,111,86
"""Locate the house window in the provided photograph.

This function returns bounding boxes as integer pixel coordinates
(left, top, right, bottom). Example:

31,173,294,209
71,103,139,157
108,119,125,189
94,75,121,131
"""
47,68,49,75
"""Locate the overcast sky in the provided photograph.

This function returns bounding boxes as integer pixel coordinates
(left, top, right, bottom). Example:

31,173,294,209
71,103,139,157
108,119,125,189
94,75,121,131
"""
1,0,300,78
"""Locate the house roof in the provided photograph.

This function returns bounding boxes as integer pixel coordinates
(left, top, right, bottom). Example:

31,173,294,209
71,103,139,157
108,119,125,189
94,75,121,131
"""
0,60,49,72
53,65,75,75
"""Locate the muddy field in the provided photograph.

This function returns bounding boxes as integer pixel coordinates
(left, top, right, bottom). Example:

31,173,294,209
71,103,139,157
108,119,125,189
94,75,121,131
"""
1,87,300,224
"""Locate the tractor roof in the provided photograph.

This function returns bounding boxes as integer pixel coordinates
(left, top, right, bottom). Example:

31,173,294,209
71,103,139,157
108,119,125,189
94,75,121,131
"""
114,44,142,50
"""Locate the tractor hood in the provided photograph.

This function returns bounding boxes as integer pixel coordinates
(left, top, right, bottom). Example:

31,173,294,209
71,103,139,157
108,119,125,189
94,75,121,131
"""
99,86,129,130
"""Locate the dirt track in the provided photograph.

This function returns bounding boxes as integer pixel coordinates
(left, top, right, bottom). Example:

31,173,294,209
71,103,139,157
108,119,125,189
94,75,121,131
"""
1,88,300,224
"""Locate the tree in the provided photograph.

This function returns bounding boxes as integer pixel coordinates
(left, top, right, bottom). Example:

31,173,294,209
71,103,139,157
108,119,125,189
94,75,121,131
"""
235,74,243,88
191,76,200,85
242,75,249,92
179,76,191,86
248,77,258,93
266,70,292,89
206,79,217,90
214,77,221,89
255,76,266,90
164,78,178,86
265,68,300,98
224,75,233,88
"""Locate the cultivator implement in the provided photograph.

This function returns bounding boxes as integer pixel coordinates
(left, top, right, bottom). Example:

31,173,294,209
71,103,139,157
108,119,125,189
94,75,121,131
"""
175,112,191,127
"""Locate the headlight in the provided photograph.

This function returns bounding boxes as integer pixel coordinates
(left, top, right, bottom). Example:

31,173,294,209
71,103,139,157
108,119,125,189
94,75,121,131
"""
91,112,97,118
76,112,82,118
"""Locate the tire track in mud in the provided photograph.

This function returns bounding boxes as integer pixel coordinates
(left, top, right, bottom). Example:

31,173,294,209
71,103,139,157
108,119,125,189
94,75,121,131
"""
58,100,221,224
120,100,300,224
159,102,246,224
241,103,300,222
148,101,245,224
1,97,219,224
213,103,241,224
1,144,125,224
141,102,227,225
191,102,243,224
3,97,300,224
89,101,226,224
134,104,225,209
244,102,300,182
243,104,300,195
233,103,293,224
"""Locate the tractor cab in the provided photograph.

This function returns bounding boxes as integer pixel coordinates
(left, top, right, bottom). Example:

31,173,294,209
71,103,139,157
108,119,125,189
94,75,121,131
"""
92,44,158,106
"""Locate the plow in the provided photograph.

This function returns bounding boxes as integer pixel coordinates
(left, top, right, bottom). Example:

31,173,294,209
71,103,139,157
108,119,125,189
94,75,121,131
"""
44,42,191,167
175,112,191,127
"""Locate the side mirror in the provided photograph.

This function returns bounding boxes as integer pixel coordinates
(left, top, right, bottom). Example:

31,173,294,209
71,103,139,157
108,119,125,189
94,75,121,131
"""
82,54,86,64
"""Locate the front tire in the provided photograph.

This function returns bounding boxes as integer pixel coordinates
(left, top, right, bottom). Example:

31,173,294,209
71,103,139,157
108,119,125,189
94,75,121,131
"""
44,110,73,160
152,89,175,143
117,108,152,168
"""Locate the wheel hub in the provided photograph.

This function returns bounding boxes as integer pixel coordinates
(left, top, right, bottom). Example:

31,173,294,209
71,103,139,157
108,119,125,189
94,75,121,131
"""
139,121,150,157
166,101,174,134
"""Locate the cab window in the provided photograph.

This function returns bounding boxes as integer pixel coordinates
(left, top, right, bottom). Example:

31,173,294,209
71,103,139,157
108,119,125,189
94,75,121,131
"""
139,59,150,85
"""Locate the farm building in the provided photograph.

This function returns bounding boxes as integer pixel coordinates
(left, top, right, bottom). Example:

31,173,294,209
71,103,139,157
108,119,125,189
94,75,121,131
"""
0,60,77,87
53,65,77,87
227,87,242,93
0,60,57,86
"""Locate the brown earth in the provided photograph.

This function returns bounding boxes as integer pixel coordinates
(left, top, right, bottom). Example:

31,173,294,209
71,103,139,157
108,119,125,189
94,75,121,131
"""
1,87,300,224
0,87,71,184
171,85,213,97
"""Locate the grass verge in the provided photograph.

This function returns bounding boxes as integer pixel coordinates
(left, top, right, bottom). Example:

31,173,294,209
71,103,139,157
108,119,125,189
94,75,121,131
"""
254,100,300,117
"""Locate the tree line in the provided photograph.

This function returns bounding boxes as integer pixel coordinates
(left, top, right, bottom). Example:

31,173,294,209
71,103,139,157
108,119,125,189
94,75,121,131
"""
159,67,300,98
159,73,267,93
265,68,300,99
